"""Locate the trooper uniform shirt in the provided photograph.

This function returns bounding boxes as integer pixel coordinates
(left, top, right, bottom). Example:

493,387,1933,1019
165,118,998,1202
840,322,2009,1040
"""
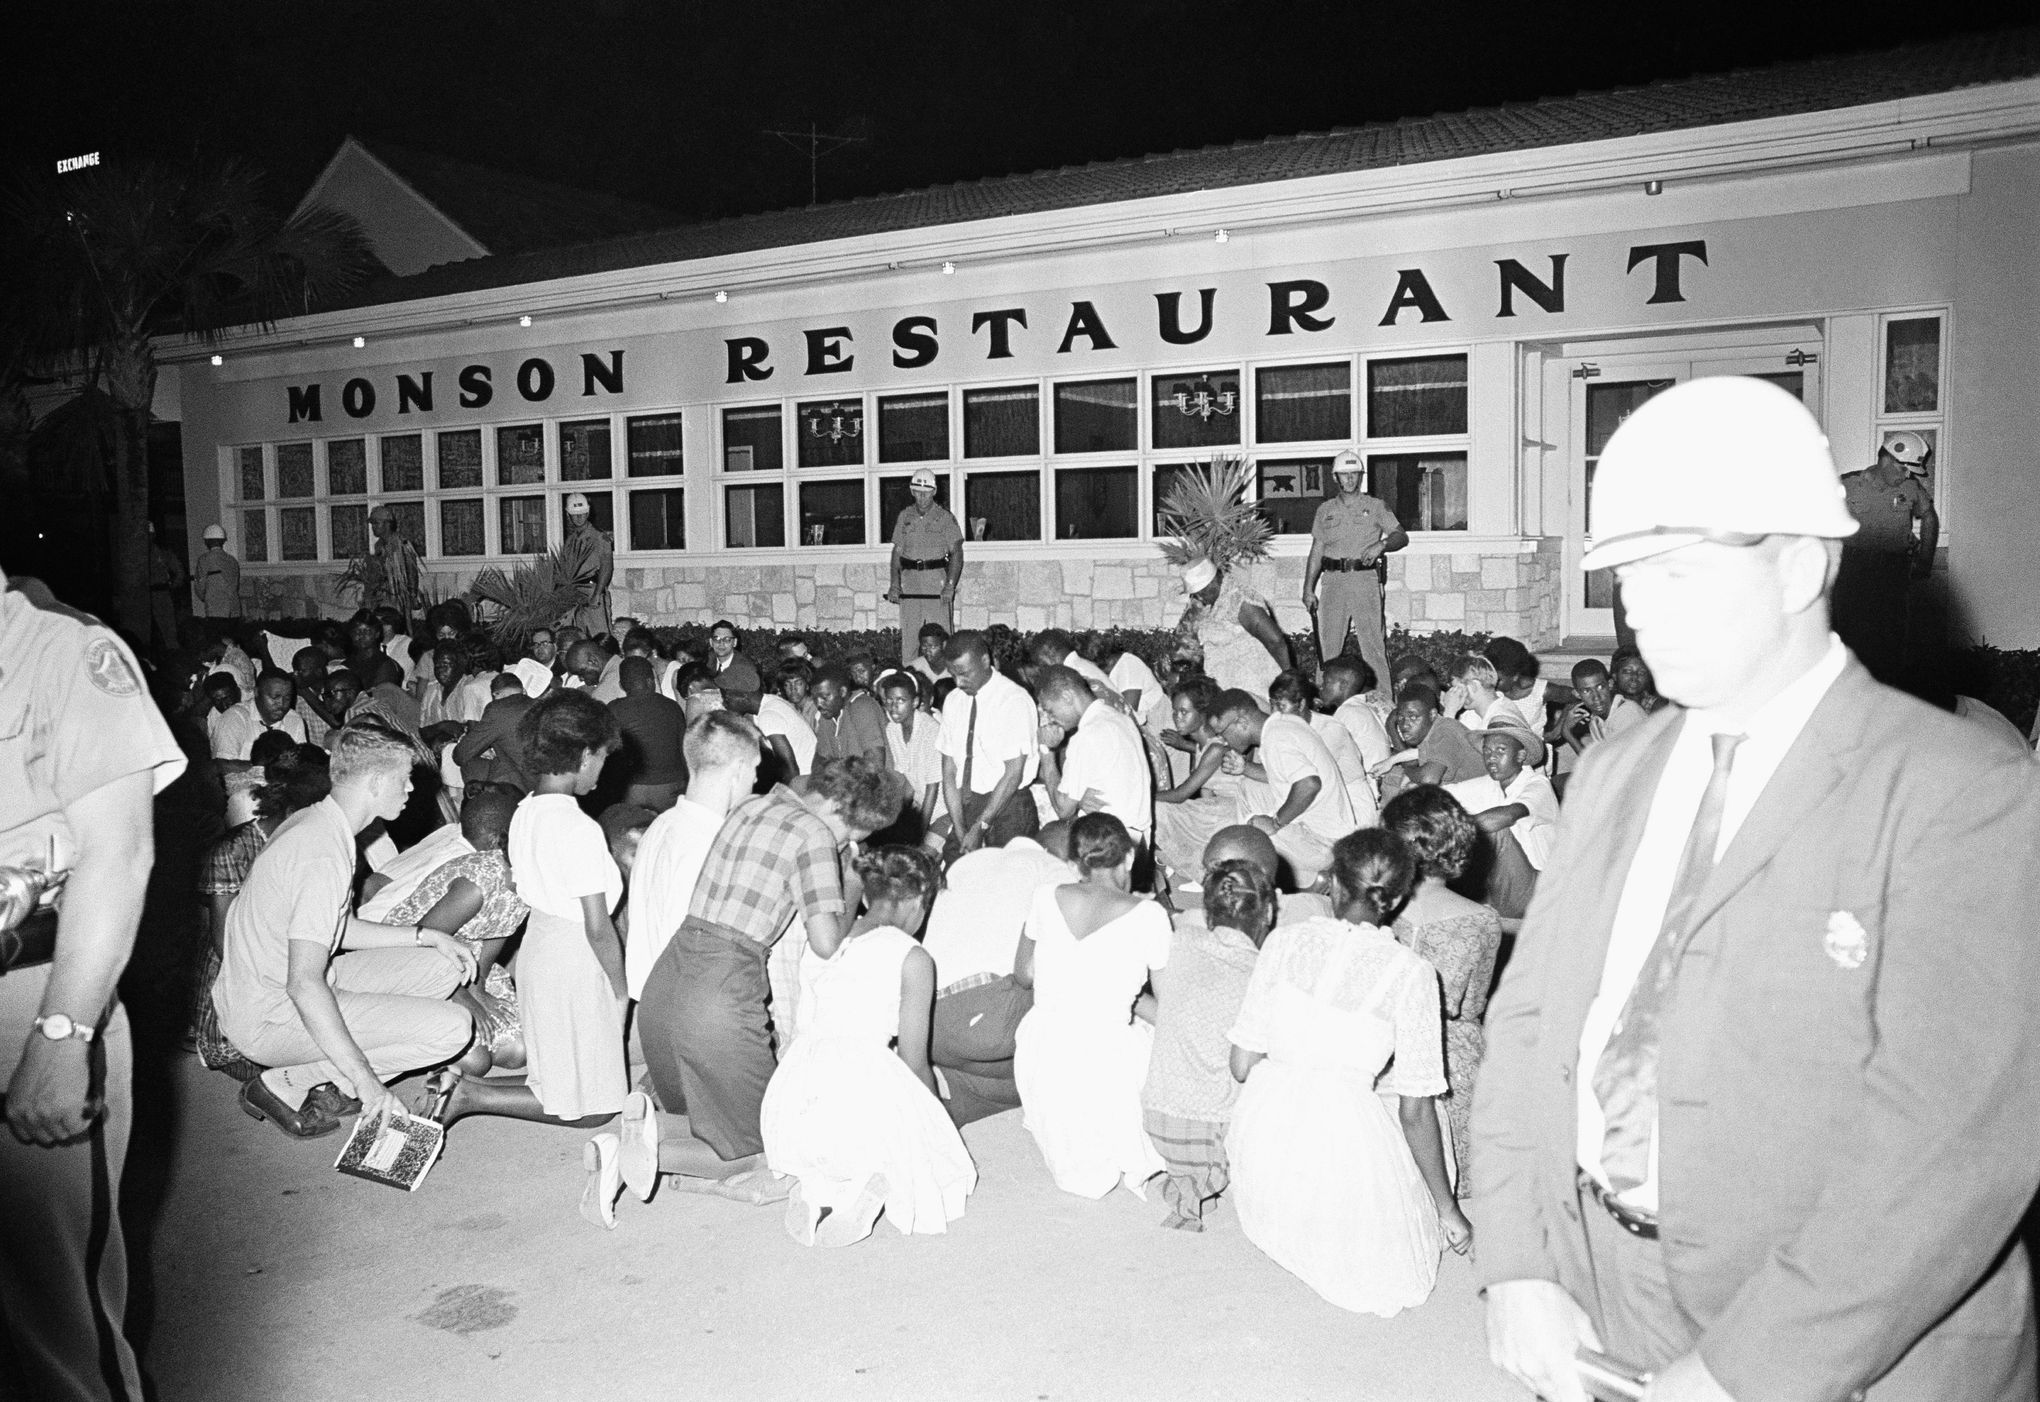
892,502,964,590
1841,469,1931,557
1,587,186,879
1309,491,1400,565
192,545,241,618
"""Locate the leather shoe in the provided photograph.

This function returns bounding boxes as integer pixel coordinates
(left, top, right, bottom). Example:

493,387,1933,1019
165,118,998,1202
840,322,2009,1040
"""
239,1075,342,1139
306,1083,362,1119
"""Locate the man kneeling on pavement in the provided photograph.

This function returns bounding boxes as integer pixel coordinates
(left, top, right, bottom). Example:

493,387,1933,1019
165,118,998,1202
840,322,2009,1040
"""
214,722,477,1137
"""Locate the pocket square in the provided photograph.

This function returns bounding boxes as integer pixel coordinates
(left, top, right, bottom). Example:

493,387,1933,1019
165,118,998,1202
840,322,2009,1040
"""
1824,910,1870,970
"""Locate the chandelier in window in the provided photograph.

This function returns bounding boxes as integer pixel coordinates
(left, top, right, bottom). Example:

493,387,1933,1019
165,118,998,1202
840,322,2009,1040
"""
1169,378,1238,422
802,403,863,443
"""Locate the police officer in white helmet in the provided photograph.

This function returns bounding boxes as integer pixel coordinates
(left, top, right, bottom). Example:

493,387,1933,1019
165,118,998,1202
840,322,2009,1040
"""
1833,430,1939,683
1467,378,2040,1402
561,492,614,639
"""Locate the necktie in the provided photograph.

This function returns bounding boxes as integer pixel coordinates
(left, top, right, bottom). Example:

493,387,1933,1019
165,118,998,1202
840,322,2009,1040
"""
958,695,979,797
1592,731,1746,1193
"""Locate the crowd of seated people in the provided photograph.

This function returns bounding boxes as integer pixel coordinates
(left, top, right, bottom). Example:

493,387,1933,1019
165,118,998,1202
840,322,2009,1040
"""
193,606,2032,1312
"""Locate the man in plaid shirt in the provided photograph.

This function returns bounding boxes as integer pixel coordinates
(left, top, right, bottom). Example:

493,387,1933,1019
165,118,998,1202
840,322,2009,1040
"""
619,756,908,1206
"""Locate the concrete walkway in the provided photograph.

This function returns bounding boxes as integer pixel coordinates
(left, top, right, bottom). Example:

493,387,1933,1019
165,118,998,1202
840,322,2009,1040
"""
141,1057,1520,1402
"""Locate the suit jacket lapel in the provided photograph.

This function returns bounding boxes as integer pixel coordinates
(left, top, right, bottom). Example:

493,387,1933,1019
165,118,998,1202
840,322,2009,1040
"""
1677,661,1872,946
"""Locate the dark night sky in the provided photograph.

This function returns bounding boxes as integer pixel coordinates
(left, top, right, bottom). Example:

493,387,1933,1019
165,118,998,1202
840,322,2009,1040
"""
4,0,2033,226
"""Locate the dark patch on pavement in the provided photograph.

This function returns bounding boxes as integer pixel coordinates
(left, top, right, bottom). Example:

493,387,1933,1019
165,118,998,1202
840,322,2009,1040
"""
415,1284,518,1335
452,1212,509,1231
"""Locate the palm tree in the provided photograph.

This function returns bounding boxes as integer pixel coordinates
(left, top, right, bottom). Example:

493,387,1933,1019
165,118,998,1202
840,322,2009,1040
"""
0,158,377,636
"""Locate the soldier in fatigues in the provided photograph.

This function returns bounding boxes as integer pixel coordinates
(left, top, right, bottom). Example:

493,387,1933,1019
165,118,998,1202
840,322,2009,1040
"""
1,566,186,1401
1834,430,1938,683
887,466,964,664
1302,450,1407,702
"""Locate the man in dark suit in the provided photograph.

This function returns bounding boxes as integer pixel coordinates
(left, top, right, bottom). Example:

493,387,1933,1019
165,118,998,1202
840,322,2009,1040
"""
1469,377,2040,1402
452,675,535,794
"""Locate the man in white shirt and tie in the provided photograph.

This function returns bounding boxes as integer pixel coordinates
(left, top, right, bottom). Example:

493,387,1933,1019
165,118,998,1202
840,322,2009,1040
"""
1469,377,2040,1402
935,630,1040,857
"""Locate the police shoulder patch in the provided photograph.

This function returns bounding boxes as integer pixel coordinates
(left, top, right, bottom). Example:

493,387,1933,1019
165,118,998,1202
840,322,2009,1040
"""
84,636,141,697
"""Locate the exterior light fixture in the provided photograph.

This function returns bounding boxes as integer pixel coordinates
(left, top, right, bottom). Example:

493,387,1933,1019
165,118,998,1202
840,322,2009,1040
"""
941,261,955,275
210,354,223,367
715,290,728,303
518,314,532,327
1644,180,1664,196
352,335,366,348
1214,228,1229,243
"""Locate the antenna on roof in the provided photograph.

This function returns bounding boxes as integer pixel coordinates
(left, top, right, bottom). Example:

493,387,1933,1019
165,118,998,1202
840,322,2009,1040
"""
763,122,868,207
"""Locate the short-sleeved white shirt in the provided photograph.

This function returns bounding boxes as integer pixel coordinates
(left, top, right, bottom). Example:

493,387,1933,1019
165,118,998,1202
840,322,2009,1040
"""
1258,712,1355,845
1310,711,1379,826
1445,769,1560,869
1060,700,1154,839
1108,652,1169,732
1333,696,1395,772
208,696,309,761
939,670,1039,795
756,693,818,773
508,792,622,922
625,795,723,998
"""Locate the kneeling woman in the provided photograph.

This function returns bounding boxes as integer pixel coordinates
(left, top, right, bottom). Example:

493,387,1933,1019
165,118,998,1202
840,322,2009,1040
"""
1225,827,1470,1317
762,846,976,1246
428,692,627,1154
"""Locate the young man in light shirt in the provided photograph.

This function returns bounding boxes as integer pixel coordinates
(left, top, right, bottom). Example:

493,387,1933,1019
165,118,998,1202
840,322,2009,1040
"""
1034,665,1153,845
1207,688,1354,890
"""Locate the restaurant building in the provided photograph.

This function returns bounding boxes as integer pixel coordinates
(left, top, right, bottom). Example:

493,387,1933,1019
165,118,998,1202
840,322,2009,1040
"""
167,30,2040,649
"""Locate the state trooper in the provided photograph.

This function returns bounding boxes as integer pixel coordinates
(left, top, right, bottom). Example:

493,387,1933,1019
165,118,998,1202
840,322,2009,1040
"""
1,564,186,1401
1833,430,1939,683
1302,450,1407,701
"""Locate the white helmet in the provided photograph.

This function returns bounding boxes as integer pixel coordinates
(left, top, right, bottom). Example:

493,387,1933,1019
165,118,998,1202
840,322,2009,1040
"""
1581,376,1858,571
565,492,591,515
1882,430,1931,468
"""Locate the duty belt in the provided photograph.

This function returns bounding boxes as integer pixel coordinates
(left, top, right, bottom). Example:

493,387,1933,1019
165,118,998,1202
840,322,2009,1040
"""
1320,557,1379,573
1577,1168,1660,1240
898,555,951,571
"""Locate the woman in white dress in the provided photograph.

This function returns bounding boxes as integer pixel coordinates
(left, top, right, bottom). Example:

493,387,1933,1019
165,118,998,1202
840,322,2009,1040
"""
1179,557,1291,700
1014,813,1172,1199
427,693,628,1155
763,846,976,1246
1227,827,1471,1317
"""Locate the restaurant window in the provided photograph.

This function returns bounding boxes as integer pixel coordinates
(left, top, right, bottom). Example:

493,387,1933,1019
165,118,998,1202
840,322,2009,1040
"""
963,385,1040,458
1884,316,1941,414
560,418,612,481
1256,457,1331,536
878,392,949,463
1368,452,1468,532
496,425,545,486
499,495,547,555
386,501,428,557
440,499,486,557
965,471,1040,542
1053,378,1137,453
723,405,782,472
1367,354,1468,438
241,509,268,563
238,446,266,501
1256,361,1351,443
1055,466,1138,540
327,439,367,496
1151,368,1241,451
799,480,866,545
879,475,952,542
726,483,786,549
629,488,686,551
1151,462,1199,537
279,506,316,561
380,434,424,493
627,413,683,477
330,504,368,559
797,399,865,469
277,442,314,499
437,429,483,490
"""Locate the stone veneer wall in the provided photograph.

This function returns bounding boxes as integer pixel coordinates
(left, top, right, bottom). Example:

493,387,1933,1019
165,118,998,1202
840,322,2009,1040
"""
237,538,1565,649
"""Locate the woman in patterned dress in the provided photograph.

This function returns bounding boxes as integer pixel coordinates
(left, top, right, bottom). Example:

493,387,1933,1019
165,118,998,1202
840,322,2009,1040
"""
1178,557,1292,701
1381,786,1503,1192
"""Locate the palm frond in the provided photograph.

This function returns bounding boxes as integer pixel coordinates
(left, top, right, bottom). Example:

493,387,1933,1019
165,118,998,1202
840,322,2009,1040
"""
464,548,587,652
1155,454,1271,572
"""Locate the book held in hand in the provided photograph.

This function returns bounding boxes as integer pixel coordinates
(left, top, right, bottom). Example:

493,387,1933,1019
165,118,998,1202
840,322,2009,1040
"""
333,1106,445,1192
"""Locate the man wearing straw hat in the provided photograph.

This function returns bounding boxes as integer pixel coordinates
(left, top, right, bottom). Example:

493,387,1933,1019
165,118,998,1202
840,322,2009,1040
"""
887,467,963,665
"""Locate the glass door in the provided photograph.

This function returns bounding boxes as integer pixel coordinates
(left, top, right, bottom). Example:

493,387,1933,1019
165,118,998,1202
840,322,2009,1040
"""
1563,342,1821,639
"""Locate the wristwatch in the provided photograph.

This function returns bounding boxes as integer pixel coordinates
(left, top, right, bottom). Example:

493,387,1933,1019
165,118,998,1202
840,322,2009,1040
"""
33,1013,96,1043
